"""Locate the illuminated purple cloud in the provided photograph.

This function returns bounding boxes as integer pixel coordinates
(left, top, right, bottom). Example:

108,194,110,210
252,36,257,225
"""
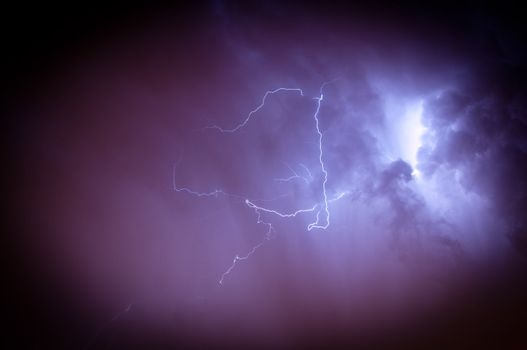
5,1,527,349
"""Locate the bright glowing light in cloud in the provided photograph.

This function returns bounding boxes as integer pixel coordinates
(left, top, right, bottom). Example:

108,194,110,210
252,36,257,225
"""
377,97,426,175
401,100,425,176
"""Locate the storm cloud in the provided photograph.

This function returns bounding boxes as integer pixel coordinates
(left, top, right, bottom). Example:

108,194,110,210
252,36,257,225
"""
4,1,527,349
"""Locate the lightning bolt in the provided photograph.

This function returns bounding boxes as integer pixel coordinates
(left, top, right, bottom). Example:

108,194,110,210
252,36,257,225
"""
299,163,314,182
306,92,330,230
274,162,313,184
219,206,274,285
84,303,134,350
204,87,304,133
174,80,348,284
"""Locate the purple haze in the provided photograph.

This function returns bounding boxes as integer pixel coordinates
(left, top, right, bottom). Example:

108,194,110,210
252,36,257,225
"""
5,2,527,349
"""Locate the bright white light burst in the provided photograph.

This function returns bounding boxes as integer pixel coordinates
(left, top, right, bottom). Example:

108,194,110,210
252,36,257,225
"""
401,100,425,176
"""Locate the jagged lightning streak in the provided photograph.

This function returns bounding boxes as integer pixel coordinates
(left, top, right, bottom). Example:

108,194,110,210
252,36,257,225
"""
218,198,318,284
84,303,134,350
299,163,314,182
305,79,340,230
245,199,317,218
274,163,312,184
172,163,292,203
175,81,344,284
306,92,330,230
233,85,331,231
218,206,274,285
204,87,304,133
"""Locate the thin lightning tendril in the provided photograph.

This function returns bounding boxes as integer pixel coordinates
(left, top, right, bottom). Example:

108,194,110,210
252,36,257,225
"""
219,208,274,285
306,93,330,231
84,303,134,350
174,81,347,284
299,163,314,182
274,162,312,184
245,199,318,218
204,87,304,133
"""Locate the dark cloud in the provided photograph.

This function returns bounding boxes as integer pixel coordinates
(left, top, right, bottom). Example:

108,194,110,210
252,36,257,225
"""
419,70,527,258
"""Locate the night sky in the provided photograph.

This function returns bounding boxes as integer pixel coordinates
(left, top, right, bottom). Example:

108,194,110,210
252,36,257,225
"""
3,1,527,349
